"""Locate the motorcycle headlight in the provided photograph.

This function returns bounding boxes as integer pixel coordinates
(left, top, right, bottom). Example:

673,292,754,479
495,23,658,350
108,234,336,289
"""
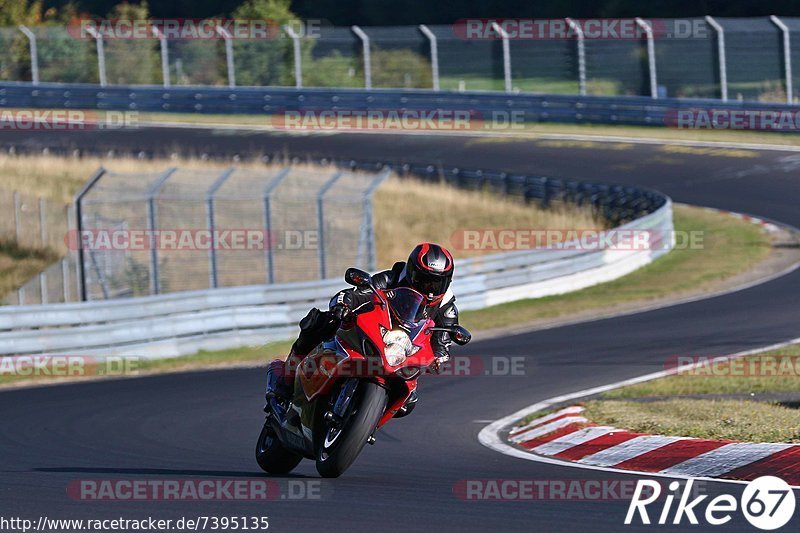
383,329,413,366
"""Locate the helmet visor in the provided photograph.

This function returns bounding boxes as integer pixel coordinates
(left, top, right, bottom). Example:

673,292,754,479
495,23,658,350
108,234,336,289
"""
409,269,451,297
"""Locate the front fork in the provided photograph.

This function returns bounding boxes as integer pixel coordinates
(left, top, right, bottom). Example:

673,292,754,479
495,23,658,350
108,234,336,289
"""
323,378,359,429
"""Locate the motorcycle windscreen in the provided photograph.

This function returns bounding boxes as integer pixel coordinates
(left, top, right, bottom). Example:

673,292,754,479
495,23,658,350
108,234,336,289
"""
385,287,427,329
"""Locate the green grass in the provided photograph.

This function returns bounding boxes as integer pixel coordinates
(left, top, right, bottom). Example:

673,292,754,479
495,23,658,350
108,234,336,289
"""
603,350,800,399
583,398,800,443
580,345,800,442
458,204,772,331
0,239,58,301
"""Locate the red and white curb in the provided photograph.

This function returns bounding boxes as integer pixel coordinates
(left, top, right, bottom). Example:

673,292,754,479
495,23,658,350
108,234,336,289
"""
478,337,800,489
696,204,782,233
508,406,800,485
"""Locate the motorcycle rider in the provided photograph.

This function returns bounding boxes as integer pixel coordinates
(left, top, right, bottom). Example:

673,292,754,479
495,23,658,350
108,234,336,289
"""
266,243,459,408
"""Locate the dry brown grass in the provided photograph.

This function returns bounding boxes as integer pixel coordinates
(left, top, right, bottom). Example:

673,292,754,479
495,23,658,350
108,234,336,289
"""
0,240,58,300
0,153,600,271
373,178,599,267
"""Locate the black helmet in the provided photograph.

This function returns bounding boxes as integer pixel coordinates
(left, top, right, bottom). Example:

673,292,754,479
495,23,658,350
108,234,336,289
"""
405,243,454,302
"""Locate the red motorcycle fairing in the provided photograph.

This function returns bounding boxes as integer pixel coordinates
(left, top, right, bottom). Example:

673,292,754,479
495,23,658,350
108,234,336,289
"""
297,289,438,424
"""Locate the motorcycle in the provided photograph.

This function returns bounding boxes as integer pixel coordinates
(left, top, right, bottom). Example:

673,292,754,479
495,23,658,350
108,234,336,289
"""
255,267,471,478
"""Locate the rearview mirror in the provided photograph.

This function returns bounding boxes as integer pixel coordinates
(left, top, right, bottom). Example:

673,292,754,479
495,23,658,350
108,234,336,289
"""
429,325,472,346
345,268,372,288
450,326,472,346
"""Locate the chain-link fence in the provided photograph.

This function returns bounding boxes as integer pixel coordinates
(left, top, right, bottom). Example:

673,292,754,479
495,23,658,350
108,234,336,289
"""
73,164,389,301
0,188,76,305
4,17,800,102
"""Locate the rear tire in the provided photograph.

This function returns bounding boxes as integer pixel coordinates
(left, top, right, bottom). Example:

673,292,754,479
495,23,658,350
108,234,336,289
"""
255,420,303,475
315,381,387,478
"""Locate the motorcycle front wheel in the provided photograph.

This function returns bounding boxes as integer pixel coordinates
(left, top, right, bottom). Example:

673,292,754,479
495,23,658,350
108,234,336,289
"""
255,420,303,475
315,381,387,478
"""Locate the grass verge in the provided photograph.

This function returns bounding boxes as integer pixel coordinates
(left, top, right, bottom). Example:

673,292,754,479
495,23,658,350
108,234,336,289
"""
582,345,800,443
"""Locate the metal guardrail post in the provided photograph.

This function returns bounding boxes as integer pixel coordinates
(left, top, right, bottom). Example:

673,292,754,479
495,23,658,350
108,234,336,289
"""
316,171,344,279
771,15,793,104
205,168,235,289
363,169,391,271
84,26,107,87
635,18,658,99
216,26,236,88
491,22,512,93
18,25,39,85
263,167,290,284
145,167,177,296
565,18,587,96
419,24,440,91
352,26,372,89
705,16,728,101
74,167,106,301
283,25,303,88
152,25,170,88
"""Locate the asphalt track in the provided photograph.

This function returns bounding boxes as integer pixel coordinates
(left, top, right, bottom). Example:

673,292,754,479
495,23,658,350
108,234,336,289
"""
2,128,800,532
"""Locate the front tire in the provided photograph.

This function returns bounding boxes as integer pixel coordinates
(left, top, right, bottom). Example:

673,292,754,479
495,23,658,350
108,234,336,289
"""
255,420,303,475
315,381,387,478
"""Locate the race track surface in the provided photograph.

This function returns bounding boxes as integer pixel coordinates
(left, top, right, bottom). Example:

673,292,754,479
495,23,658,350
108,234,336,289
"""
2,128,800,531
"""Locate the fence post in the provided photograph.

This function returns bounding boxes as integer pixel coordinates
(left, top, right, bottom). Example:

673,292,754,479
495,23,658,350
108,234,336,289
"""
771,15,793,104
145,167,177,295
635,18,658,99
565,18,587,96
316,171,344,279
38,197,47,247
419,24,440,91
61,257,70,302
490,22,512,93
363,169,391,271
283,25,303,88
73,167,106,301
18,25,39,85
262,167,291,284
84,26,107,87
13,191,21,244
152,25,170,87
205,168,235,289
216,26,236,87
705,16,728,101
352,26,372,89
39,271,47,304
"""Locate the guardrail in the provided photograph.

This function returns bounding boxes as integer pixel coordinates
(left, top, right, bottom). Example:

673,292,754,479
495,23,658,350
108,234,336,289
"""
0,160,673,357
1,81,800,129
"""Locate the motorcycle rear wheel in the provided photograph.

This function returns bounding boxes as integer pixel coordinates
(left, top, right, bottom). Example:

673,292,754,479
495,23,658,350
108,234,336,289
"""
255,420,303,475
315,381,387,478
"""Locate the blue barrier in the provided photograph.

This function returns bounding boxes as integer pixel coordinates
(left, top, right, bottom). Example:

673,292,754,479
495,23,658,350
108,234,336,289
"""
2,81,800,130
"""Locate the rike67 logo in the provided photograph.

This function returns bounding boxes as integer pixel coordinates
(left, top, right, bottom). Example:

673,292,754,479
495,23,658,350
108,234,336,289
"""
626,477,795,530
